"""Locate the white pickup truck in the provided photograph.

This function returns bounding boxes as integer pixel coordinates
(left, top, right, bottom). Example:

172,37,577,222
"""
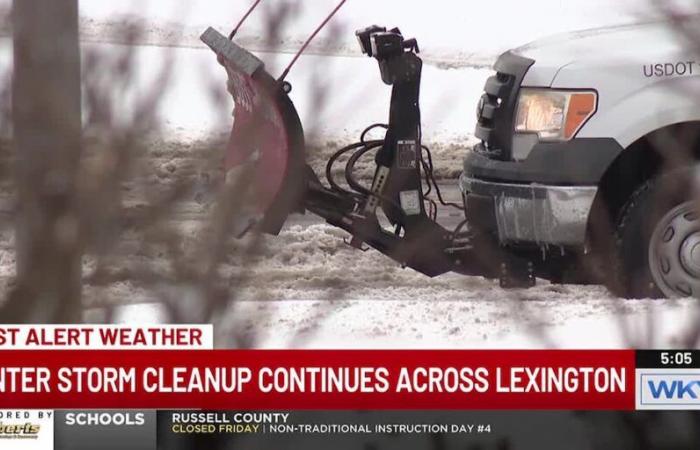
462,19,700,298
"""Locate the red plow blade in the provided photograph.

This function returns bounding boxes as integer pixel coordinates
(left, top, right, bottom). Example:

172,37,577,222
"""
201,27,306,234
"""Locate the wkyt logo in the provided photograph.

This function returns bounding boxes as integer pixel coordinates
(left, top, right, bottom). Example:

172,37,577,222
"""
637,371,700,410
0,410,54,450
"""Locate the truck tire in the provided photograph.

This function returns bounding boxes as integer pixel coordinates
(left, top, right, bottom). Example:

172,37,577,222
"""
614,172,698,298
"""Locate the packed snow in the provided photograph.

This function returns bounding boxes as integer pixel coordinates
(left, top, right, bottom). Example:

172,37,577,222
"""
1,0,700,349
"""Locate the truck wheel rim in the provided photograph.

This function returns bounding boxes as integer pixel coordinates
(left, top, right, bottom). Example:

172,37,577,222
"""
649,201,700,298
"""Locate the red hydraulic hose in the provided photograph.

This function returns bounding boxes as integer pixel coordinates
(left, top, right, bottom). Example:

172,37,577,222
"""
277,0,348,82
229,0,264,40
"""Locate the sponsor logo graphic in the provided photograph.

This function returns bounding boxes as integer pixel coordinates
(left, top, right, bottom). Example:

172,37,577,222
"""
0,411,53,450
0,422,41,439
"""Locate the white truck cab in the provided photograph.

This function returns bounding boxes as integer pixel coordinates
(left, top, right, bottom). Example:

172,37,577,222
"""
461,19,700,298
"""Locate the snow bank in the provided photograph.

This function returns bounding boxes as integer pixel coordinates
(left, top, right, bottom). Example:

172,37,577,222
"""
57,41,484,167
73,0,686,65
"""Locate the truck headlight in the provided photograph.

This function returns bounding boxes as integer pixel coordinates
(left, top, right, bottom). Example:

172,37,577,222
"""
514,89,597,141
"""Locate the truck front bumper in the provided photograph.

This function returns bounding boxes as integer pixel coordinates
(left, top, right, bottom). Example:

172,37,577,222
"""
460,175,597,247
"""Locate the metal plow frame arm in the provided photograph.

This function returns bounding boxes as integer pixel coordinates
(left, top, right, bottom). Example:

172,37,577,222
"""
201,26,513,282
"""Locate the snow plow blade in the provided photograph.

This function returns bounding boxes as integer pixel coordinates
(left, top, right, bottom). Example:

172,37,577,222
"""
201,27,306,235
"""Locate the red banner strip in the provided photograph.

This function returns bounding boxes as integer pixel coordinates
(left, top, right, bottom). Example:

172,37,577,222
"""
0,350,635,410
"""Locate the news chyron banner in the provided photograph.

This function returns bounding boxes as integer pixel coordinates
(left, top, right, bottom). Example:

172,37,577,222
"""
0,325,699,448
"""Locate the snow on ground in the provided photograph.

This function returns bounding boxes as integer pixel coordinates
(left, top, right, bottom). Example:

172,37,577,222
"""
84,217,700,350
211,223,699,350
213,296,700,349
103,277,700,350
2,1,700,349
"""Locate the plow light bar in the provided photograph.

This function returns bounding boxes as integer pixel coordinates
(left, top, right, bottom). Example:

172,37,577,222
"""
355,25,386,57
371,32,405,59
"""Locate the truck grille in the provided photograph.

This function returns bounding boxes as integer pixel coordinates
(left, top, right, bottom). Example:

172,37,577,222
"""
474,51,534,161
